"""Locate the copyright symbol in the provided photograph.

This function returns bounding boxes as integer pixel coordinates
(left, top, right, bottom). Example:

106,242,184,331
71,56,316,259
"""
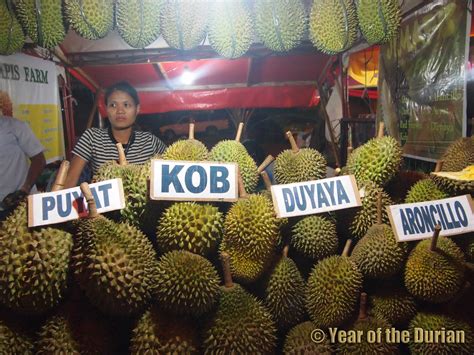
311,329,326,343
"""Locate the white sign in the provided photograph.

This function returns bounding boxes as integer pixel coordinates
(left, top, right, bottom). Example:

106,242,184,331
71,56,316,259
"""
271,175,361,218
28,179,125,227
150,160,238,202
387,195,474,242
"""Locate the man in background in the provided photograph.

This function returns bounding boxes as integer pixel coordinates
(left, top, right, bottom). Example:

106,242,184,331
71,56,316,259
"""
0,115,46,221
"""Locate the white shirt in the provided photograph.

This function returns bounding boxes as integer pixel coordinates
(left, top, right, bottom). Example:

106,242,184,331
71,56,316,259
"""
0,116,44,210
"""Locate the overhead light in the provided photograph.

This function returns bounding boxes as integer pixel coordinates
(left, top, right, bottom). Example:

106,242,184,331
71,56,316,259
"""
181,65,195,85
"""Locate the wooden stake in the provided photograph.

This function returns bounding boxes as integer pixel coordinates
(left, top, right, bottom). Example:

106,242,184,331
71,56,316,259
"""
235,122,244,142
238,170,248,199
430,224,441,251
286,131,299,153
220,252,233,288
116,143,127,166
86,89,102,129
51,160,70,192
80,182,98,218
377,191,383,225
261,171,272,191
358,292,368,321
257,155,275,174
189,122,195,140
377,122,385,138
435,160,444,173
282,245,289,258
342,239,352,257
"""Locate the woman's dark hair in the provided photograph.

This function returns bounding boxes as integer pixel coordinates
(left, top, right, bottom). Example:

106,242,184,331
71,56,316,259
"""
104,81,140,106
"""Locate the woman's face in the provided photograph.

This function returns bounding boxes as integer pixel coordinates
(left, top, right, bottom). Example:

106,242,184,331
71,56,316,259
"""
106,90,139,130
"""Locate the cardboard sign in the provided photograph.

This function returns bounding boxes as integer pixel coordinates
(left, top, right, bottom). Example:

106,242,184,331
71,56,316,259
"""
387,195,474,242
28,179,125,227
150,160,238,202
271,175,361,218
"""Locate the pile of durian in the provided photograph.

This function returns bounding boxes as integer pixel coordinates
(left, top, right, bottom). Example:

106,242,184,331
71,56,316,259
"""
0,123,473,354
2,0,402,57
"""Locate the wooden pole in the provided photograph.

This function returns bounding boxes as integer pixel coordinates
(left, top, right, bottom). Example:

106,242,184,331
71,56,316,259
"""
235,122,244,142
286,131,300,153
430,224,441,251
86,89,102,129
358,292,368,320
189,122,195,140
238,171,248,199
342,239,352,257
377,191,383,225
221,252,233,288
116,143,127,165
377,122,385,138
261,171,272,191
80,182,98,218
257,155,275,174
435,160,444,173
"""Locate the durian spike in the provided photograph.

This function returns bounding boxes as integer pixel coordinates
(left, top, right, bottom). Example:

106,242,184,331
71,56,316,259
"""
282,245,289,258
257,155,275,174
80,182,98,218
435,160,444,173
261,171,272,191
235,122,244,142
334,167,342,176
342,239,353,257
51,160,70,192
189,122,195,140
220,252,233,288
377,122,385,138
116,143,127,166
377,191,382,225
358,292,369,321
286,131,300,153
429,224,441,251
238,170,248,199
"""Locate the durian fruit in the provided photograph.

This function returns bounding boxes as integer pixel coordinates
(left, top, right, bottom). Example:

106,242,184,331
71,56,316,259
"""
431,165,474,193
73,183,159,316
160,0,207,50
405,178,448,203
0,319,33,355
0,203,73,314
155,250,220,317
306,240,363,327
346,134,402,187
344,181,393,240
351,224,408,279
93,143,148,227
356,0,401,45
0,90,13,116
309,0,358,55
369,285,417,326
64,0,114,40
274,131,327,184
208,0,253,58
408,312,474,354
405,234,465,303
14,0,66,49
220,191,280,283
116,0,162,48
439,136,474,172
163,122,208,161
264,247,306,330
291,215,338,261
203,253,277,354
130,305,200,354
0,0,24,55
254,0,306,52
208,122,259,193
283,321,332,355
338,293,398,354
156,202,223,256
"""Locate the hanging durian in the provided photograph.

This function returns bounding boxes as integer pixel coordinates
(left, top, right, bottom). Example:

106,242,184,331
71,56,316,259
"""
254,0,306,52
357,0,401,45
14,0,66,49
64,0,114,40
0,0,24,55
116,0,163,48
208,0,253,58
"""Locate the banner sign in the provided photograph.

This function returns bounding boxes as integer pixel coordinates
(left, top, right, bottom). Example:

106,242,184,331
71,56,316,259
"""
378,0,470,161
150,160,238,202
0,53,65,162
28,179,125,227
271,175,361,218
387,195,474,242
